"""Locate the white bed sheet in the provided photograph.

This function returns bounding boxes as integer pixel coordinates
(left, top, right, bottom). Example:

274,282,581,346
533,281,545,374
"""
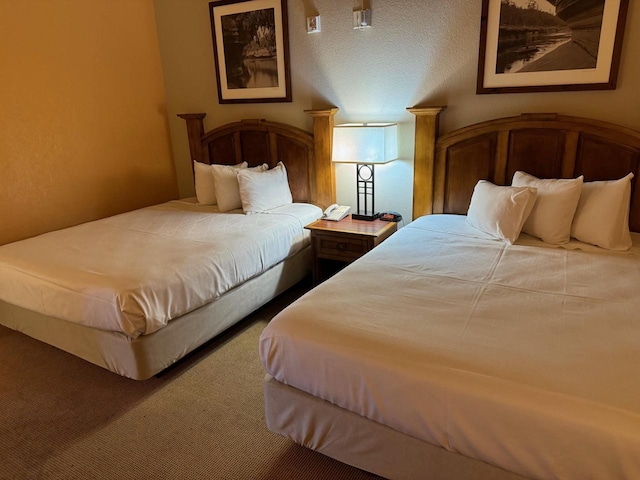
260,214,640,480
0,200,321,338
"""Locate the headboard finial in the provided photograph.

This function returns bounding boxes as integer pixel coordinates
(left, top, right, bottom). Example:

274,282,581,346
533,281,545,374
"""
407,106,447,116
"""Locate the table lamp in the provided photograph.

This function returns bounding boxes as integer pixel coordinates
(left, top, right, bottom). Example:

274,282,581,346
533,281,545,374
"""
332,123,398,221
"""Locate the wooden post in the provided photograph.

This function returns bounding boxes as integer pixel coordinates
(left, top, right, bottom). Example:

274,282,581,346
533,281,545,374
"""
177,113,207,165
305,108,339,210
407,106,447,220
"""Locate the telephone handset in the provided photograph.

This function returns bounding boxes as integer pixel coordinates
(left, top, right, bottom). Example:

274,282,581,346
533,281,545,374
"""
322,204,351,222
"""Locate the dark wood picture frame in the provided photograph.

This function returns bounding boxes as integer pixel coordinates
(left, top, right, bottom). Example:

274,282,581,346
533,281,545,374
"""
477,0,628,94
209,0,292,104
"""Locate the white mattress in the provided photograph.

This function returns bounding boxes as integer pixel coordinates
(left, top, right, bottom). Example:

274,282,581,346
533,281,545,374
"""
260,214,640,480
0,199,321,338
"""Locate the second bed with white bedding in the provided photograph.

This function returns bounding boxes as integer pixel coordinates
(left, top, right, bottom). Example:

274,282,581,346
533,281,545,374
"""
260,214,640,480
0,199,322,338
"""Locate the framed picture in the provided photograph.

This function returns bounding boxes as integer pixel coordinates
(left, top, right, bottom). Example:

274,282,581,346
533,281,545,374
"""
209,0,292,103
477,0,628,94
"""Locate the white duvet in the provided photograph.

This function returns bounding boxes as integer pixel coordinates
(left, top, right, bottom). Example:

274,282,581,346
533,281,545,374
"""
0,200,321,338
260,214,640,480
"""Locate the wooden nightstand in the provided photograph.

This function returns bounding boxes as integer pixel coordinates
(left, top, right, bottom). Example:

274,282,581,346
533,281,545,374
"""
305,215,397,285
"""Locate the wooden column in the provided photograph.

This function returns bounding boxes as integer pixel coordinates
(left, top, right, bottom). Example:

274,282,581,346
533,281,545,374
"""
407,106,447,219
177,113,207,165
305,108,339,209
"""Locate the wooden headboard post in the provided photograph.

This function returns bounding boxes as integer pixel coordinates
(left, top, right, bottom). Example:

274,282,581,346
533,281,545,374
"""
305,108,339,209
177,113,206,165
408,106,447,219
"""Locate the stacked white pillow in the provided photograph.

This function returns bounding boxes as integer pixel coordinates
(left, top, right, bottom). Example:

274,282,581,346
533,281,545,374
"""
466,180,537,244
192,159,295,214
466,171,634,250
211,162,268,212
512,171,583,244
194,161,246,206
571,173,634,251
237,162,293,214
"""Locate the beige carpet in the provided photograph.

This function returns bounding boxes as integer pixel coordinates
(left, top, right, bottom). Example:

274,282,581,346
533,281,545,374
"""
0,284,383,480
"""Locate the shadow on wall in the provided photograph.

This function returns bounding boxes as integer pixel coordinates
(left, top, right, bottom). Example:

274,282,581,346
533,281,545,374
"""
412,3,481,111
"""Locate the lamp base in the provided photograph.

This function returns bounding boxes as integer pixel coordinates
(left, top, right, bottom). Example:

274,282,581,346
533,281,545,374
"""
351,212,380,221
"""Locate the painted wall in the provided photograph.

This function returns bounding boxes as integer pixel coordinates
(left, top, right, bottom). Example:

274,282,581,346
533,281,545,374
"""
0,1,177,246
154,0,639,223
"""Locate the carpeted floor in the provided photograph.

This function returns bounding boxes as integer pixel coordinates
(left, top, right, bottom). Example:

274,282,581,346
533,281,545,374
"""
0,283,384,480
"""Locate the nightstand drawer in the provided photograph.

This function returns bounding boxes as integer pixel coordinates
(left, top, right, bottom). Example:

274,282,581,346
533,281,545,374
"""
305,216,397,285
315,234,368,261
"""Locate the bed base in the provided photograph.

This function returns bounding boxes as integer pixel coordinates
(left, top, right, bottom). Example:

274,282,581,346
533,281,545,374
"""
0,247,311,380
264,375,527,480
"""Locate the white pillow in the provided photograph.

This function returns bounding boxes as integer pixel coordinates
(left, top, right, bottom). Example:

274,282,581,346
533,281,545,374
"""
512,171,583,244
238,162,293,214
212,162,268,212
466,180,537,244
571,173,634,251
193,161,246,205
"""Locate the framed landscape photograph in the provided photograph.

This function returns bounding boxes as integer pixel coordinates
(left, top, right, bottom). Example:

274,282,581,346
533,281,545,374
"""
209,0,292,103
477,0,628,94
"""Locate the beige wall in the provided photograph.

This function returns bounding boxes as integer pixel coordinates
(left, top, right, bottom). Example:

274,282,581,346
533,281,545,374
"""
154,0,639,223
0,0,178,246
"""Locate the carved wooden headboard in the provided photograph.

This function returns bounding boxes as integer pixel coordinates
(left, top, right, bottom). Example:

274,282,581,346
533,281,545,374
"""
410,108,640,232
178,109,338,209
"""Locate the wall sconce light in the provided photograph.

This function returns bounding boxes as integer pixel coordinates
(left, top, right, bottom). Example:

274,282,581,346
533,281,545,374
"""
332,123,398,221
353,9,371,29
307,15,321,34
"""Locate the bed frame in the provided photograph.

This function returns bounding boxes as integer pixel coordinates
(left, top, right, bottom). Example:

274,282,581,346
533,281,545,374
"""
264,109,640,479
0,110,338,380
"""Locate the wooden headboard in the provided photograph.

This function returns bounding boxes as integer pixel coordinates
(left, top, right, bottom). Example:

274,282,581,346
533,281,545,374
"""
410,108,640,232
178,109,338,209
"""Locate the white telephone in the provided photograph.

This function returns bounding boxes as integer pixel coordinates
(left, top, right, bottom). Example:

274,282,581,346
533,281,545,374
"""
322,204,351,221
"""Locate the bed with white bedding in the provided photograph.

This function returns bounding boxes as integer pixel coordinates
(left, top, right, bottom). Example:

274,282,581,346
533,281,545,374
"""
261,215,640,479
0,111,337,379
259,111,640,479
1,200,321,337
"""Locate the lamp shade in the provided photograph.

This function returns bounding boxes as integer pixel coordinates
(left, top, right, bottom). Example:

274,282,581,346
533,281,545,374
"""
332,123,398,164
